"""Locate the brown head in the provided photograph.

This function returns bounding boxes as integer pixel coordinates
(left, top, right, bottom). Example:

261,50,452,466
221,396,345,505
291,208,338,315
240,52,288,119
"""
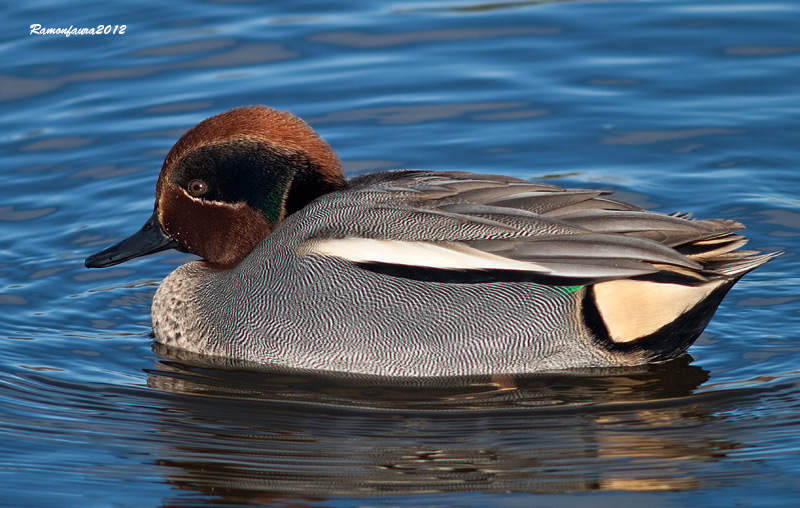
85,106,346,270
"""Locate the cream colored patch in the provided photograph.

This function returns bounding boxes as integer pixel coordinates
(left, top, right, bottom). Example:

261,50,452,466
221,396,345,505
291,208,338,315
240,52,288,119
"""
593,278,724,343
299,238,550,272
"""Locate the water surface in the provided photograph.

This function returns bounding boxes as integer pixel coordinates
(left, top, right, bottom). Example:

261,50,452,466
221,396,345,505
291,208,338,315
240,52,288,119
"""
2,1,799,506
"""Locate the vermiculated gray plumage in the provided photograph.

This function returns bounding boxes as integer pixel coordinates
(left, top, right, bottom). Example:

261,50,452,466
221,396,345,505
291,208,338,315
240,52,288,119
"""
151,171,776,376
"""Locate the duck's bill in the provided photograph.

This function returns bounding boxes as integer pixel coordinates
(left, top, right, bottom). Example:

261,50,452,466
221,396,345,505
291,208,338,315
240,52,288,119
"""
85,211,177,268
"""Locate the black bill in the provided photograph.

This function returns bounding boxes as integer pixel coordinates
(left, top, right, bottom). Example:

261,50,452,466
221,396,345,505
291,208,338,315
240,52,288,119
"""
85,210,177,268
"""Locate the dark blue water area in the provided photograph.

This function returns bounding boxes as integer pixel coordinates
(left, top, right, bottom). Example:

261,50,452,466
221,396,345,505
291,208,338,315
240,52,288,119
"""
2,0,800,506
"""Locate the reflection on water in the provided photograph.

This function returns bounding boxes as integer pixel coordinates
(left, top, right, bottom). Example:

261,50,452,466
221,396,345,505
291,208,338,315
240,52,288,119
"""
142,350,726,501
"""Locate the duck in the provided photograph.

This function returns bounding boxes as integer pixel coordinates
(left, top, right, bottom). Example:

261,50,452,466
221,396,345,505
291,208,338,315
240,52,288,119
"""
85,105,777,377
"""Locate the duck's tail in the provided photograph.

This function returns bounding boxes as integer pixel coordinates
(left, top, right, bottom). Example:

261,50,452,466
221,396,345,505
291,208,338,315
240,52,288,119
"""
585,223,779,362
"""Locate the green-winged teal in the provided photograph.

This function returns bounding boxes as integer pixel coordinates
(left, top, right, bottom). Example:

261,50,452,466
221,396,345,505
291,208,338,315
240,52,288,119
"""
86,106,777,376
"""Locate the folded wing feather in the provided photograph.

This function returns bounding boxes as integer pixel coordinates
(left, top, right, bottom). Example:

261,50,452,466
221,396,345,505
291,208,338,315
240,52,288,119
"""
295,171,762,285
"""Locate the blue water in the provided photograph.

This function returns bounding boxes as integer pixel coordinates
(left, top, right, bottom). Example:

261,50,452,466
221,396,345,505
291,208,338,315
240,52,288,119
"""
2,0,800,506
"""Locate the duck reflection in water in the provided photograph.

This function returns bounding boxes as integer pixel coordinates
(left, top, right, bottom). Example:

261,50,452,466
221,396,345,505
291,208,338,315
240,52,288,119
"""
145,348,734,503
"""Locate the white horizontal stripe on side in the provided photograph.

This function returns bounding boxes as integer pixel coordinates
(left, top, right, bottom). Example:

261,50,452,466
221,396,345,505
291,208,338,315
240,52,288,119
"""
298,238,551,273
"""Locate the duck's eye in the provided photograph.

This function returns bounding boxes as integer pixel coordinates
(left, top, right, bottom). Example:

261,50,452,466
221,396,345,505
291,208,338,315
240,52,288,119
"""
187,179,208,196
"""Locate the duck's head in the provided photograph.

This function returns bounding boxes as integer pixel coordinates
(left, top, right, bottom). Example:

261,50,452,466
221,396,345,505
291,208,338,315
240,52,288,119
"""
85,106,345,270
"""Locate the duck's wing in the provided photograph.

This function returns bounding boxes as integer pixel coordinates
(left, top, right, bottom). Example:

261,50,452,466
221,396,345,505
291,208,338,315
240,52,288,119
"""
295,170,774,285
